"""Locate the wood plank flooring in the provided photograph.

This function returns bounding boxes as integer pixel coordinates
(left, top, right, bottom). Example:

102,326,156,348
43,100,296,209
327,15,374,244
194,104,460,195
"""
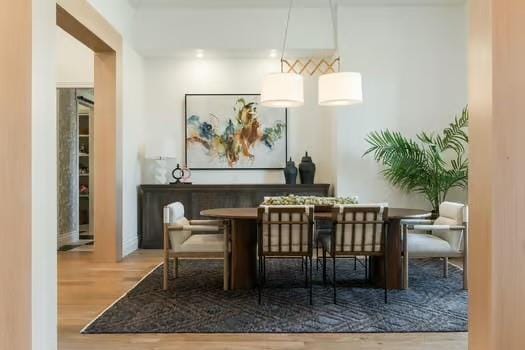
58,250,467,349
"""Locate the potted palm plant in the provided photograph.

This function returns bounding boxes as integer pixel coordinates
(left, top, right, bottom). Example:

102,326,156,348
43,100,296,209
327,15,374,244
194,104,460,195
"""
363,107,469,214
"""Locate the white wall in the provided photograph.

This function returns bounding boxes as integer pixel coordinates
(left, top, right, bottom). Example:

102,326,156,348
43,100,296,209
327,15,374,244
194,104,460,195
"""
121,43,145,255
134,7,333,55
143,58,337,185
335,5,468,208
141,3,468,210
33,1,57,349
56,27,94,87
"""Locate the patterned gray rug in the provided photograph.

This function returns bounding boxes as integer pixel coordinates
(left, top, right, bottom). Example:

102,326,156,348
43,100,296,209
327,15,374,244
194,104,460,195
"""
82,258,467,333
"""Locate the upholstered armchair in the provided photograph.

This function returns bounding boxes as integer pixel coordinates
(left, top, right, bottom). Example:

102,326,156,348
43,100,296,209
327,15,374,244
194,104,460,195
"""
401,201,468,289
162,202,230,291
257,205,314,305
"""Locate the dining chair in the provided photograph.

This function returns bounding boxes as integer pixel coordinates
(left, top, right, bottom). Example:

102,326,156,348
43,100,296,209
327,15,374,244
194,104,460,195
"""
162,202,231,291
401,201,468,289
257,205,314,305
318,204,389,304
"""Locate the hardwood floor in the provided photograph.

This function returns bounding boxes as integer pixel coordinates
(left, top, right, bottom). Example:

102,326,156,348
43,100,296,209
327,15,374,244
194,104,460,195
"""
58,250,467,350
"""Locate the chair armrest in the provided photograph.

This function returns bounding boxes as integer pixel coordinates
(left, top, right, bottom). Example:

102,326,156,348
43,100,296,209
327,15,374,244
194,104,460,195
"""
183,225,220,232
166,224,184,231
189,219,225,227
400,219,434,226
413,224,465,232
167,224,219,232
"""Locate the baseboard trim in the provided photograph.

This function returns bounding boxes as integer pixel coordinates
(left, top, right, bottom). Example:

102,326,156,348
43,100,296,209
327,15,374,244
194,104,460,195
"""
123,236,139,257
58,230,78,248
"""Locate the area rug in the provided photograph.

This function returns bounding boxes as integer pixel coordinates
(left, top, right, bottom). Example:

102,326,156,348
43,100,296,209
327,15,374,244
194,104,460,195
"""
82,258,467,333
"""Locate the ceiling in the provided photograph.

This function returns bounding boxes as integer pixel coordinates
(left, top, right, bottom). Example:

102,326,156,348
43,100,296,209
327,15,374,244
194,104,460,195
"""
128,0,465,9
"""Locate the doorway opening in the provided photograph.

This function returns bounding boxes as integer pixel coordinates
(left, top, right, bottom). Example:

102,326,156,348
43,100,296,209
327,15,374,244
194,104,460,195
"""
56,3,121,261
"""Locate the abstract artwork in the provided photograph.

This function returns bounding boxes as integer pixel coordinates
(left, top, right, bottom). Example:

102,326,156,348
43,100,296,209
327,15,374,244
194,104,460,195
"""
185,94,287,170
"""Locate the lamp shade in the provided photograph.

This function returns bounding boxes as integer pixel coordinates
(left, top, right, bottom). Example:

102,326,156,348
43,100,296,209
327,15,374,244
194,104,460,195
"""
145,139,177,160
261,72,304,108
318,72,363,106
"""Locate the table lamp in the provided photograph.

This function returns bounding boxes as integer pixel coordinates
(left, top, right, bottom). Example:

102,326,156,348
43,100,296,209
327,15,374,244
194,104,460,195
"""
145,139,177,184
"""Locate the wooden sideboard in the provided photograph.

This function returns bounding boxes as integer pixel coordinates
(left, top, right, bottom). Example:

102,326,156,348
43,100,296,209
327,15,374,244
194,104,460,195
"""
138,184,331,249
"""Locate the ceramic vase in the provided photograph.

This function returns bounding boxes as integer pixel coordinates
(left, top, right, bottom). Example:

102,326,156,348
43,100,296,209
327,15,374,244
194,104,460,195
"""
299,152,316,184
283,157,298,185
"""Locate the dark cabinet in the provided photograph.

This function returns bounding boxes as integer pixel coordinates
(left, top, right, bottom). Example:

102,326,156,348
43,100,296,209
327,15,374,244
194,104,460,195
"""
138,184,331,248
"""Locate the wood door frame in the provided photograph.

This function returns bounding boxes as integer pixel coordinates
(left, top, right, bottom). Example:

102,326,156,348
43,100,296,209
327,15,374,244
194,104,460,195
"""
56,3,122,262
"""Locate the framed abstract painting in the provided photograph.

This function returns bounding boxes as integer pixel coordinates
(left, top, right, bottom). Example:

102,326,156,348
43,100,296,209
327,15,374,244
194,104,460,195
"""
185,94,288,170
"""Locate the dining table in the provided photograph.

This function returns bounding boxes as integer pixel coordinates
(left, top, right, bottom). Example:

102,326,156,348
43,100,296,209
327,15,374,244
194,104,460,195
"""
201,207,430,290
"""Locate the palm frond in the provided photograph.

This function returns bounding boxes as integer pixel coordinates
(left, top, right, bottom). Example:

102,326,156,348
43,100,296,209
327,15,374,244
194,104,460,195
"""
363,107,469,212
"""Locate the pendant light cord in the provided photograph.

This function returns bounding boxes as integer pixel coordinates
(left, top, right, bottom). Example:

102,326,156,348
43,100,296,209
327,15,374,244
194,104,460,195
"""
329,0,339,56
281,0,294,61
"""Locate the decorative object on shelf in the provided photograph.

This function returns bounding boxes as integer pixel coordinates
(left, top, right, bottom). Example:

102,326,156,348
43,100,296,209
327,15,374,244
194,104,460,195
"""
79,144,89,156
170,164,184,184
261,0,362,108
181,165,192,184
299,152,316,184
363,107,469,213
185,94,287,170
283,157,298,184
79,184,89,195
145,139,177,184
79,166,89,175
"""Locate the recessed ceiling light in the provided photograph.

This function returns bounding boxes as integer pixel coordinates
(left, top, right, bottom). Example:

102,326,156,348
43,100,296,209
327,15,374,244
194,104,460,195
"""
269,49,278,58
196,49,204,58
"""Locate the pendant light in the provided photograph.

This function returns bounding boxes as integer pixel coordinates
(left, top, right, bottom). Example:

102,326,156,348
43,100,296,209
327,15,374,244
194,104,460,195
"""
318,0,363,106
261,0,304,108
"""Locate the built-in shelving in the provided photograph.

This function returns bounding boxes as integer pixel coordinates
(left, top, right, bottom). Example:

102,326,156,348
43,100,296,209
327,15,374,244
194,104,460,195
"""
77,97,93,240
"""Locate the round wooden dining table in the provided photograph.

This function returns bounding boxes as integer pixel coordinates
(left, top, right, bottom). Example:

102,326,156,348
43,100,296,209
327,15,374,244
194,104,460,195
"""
201,207,430,290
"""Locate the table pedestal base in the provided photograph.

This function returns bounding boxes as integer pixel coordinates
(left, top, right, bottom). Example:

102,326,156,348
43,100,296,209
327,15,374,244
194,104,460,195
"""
230,219,257,289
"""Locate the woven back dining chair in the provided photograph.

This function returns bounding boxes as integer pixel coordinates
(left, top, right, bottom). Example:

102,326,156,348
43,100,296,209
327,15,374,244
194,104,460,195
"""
257,205,314,305
318,204,389,303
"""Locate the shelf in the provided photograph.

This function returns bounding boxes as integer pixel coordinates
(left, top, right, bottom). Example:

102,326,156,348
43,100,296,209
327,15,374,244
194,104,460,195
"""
79,194,89,198
79,154,89,157
79,174,90,177
79,134,90,137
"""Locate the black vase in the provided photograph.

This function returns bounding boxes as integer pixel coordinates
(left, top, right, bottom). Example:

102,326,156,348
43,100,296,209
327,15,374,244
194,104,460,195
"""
299,152,316,184
283,157,298,185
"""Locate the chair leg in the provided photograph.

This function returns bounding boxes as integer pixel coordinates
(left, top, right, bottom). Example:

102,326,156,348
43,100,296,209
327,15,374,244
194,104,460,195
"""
173,257,179,279
402,223,409,290
463,254,468,290
309,256,313,305
443,257,449,278
223,253,230,291
322,247,327,285
316,243,320,271
364,256,368,281
333,256,337,304
384,253,388,304
304,257,308,288
258,255,262,304
263,256,266,284
354,257,357,270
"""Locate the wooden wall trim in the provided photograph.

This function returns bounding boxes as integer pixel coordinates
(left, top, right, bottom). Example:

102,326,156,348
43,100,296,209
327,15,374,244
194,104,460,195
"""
56,5,113,52
57,0,122,262
0,1,32,349
469,0,525,348
93,52,121,261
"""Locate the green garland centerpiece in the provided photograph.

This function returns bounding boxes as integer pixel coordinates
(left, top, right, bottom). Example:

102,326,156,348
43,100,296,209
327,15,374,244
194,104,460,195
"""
262,195,359,207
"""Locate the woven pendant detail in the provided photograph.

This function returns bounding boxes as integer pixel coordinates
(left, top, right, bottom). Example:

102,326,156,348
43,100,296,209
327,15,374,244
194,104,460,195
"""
281,57,340,76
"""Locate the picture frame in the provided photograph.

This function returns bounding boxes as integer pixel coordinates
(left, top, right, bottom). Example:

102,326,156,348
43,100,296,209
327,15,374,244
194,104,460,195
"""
184,94,288,170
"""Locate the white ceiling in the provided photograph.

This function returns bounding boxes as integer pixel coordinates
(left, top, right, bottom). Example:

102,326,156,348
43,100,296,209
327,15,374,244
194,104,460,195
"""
128,0,465,9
